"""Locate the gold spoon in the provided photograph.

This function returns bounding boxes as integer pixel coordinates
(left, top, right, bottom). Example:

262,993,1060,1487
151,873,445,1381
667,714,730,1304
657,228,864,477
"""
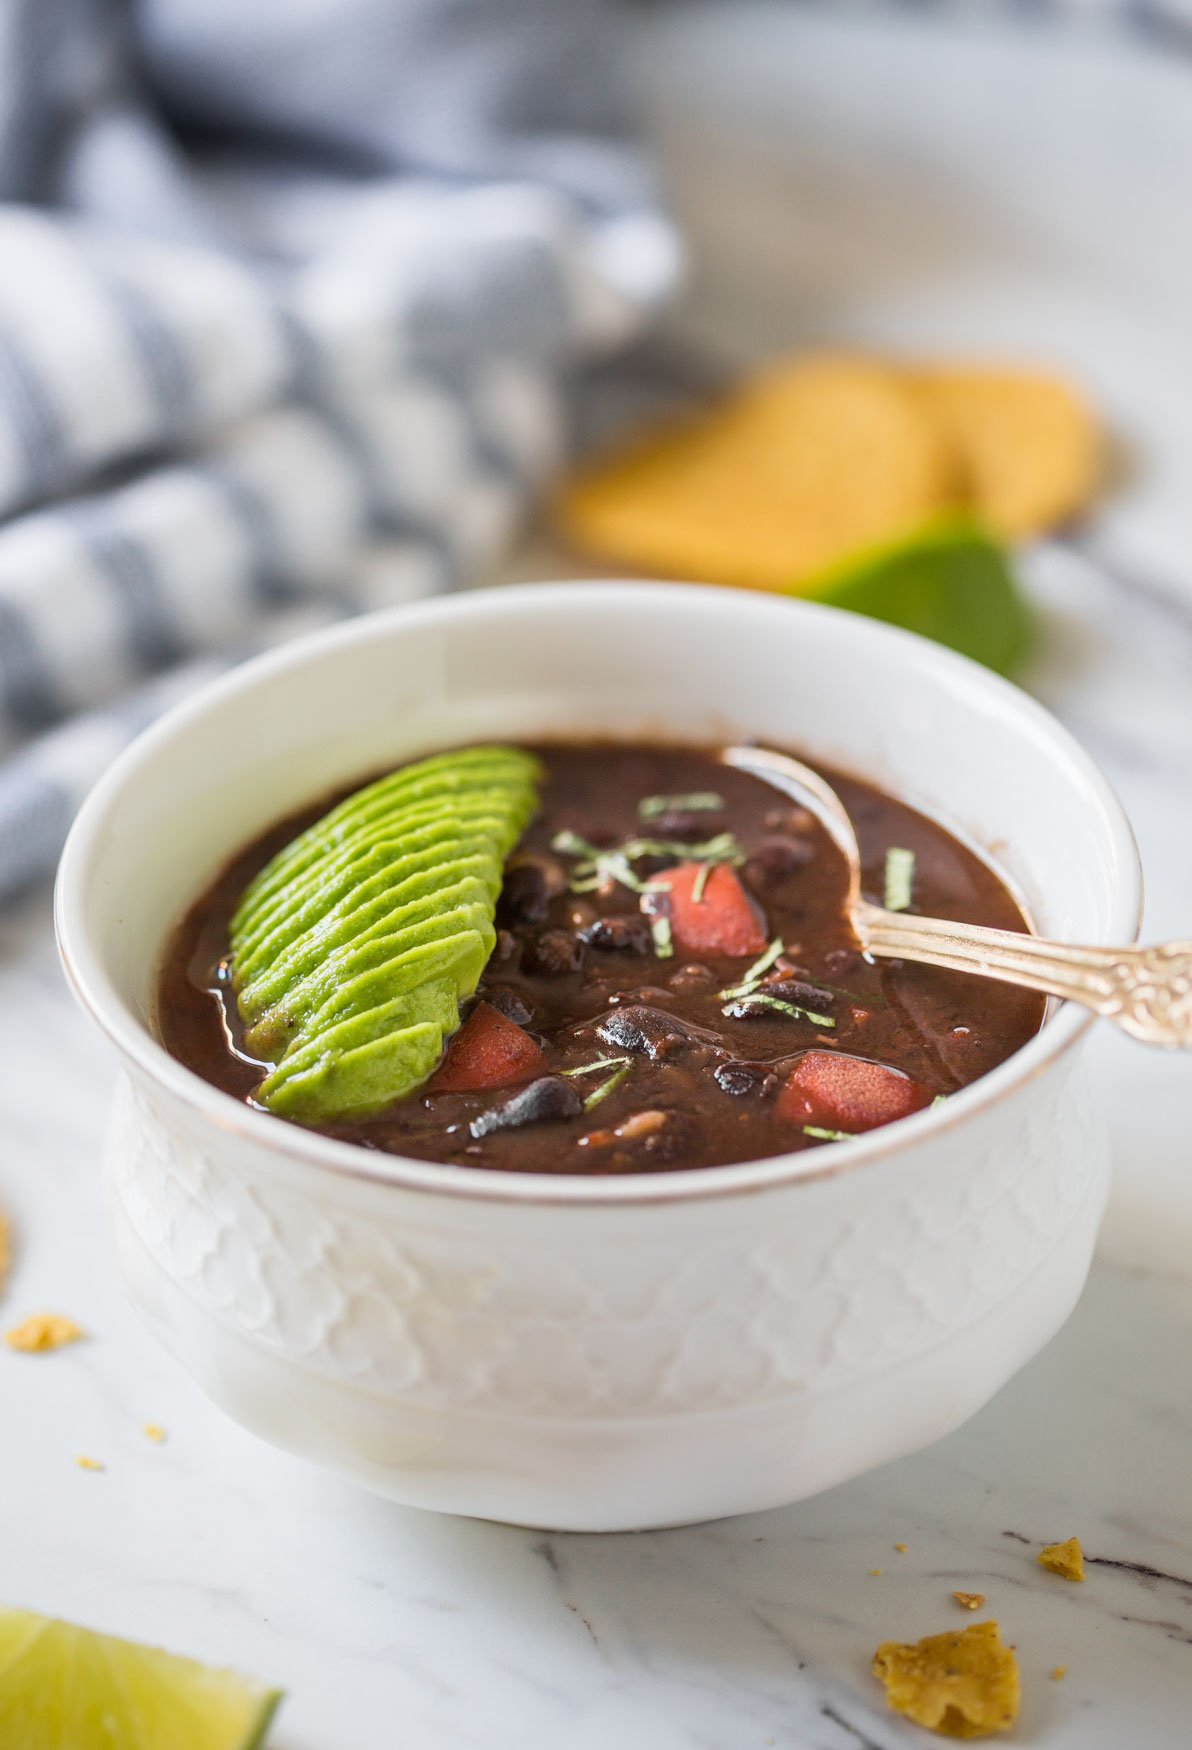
723,744,1192,1048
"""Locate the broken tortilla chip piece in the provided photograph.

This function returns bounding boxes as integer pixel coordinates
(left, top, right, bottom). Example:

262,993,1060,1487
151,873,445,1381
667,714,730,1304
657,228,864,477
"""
911,365,1101,539
0,1212,9,1291
5,1312,85,1353
1038,1537,1085,1582
555,354,958,591
872,1620,1020,1739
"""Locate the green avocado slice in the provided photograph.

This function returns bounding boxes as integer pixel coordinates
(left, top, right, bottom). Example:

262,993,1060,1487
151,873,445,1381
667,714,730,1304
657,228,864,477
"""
236,843,500,1006
234,799,516,971
248,934,484,1064
233,748,534,933
239,869,495,1030
261,1018,451,1123
231,746,540,1123
290,929,489,1045
243,901,494,1058
250,876,492,1014
256,973,462,1095
233,747,528,927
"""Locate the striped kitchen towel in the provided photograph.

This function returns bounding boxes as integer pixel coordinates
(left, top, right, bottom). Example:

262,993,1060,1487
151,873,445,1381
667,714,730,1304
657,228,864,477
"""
0,0,677,903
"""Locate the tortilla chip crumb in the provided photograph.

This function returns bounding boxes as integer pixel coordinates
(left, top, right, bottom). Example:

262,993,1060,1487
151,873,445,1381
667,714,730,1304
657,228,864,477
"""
0,1213,10,1288
1038,1538,1085,1582
142,1423,167,1444
895,1543,909,1554
76,1456,104,1472
5,1312,84,1353
953,1592,986,1611
1050,1666,1067,1682
872,1620,1020,1739
869,1569,883,1577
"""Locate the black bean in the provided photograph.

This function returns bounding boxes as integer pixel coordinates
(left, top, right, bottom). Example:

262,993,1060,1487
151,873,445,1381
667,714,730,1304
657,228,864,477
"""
649,808,728,841
521,930,584,978
744,835,815,891
583,824,621,849
723,980,833,1021
579,914,653,954
715,1061,776,1098
485,988,534,1027
765,978,835,1011
497,863,551,928
636,1112,698,1164
824,946,860,976
668,962,717,994
515,851,567,893
596,1005,693,1060
469,1076,584,1139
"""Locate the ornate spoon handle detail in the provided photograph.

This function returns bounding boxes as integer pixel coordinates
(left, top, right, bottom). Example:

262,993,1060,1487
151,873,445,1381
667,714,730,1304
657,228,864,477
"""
857,904,1192,1048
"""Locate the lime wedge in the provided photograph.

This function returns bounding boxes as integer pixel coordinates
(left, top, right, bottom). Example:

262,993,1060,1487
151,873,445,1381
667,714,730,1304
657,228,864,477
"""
0,1607,282,1750
797,515,1032,676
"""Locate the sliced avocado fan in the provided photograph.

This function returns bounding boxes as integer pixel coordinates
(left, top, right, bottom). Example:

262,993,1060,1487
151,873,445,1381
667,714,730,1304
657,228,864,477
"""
231,746,540,1124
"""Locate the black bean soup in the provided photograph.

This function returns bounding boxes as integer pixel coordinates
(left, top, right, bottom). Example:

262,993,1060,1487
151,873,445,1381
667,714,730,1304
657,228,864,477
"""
158,743,1044,1175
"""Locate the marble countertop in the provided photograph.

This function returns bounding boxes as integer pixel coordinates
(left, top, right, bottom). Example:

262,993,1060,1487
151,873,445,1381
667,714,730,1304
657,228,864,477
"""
4,9,1192,1748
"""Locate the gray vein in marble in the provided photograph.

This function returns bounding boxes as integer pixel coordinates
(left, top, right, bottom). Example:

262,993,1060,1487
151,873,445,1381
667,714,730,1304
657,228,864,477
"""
819,1703,886,1750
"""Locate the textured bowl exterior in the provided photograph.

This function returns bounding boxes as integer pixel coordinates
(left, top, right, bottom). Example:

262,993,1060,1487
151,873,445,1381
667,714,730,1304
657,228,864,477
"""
58,582,1138,1530
108,1051,1107,1529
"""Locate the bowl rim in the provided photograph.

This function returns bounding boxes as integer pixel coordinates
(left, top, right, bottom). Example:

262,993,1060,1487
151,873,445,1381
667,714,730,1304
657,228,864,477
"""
55,581,1143,1208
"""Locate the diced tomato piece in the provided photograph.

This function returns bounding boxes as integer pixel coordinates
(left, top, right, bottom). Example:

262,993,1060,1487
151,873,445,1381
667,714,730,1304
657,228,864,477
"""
776,1049,932,1134
430,1001,545,1093
658,863,768,958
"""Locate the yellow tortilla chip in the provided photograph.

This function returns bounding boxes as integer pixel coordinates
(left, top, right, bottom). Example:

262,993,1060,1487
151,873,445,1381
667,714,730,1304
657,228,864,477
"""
1038,1537,1085,1582
556,354,958,590
872,1620,1020,1739
5,1312,85,1353
912,365,1100,539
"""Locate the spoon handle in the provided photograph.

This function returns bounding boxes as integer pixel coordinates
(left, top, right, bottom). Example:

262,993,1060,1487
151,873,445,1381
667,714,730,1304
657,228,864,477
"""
857,903,1192,1047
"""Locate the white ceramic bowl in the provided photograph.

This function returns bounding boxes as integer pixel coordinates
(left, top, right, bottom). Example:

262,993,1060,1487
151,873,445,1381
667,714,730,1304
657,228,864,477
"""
56,583,1140,1530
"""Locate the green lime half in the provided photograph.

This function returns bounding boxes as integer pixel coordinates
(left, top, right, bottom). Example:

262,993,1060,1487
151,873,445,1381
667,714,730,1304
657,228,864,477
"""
798,515,1032,676
0,1607,283,1750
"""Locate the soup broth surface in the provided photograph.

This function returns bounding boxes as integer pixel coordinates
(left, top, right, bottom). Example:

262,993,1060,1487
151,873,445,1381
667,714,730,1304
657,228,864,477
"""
157,742,1045,1174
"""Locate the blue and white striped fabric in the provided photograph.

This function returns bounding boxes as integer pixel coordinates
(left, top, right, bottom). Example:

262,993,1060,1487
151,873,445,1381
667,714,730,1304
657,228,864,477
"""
0,0,676,902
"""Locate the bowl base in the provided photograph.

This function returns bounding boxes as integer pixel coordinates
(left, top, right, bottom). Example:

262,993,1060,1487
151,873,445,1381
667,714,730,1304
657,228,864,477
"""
110,1159,1107,1532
